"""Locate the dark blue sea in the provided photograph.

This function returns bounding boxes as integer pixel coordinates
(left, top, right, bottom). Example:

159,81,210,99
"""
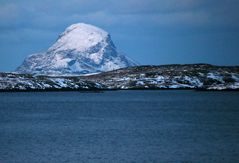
0,90,239,163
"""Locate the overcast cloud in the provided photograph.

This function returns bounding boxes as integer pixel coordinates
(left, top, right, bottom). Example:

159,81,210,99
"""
0,0,239,71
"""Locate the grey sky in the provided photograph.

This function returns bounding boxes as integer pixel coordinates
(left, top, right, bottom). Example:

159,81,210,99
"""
0,0,239,71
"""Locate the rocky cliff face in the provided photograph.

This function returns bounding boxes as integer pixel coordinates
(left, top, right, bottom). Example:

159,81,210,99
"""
16,23,137,75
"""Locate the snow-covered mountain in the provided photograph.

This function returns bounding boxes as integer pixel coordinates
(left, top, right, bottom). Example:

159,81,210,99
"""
16,23,138,75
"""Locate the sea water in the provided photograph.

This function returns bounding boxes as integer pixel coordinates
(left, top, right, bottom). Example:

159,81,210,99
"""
0,90,239,162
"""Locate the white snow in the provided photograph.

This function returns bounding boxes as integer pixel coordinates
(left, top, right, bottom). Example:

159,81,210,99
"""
229,83,239,89
53,55,72,68
116,77,131,82
169,85,181,89
136,81,145,85
49,23,108,52
101,59,123,71
232,74,239,81
184,76,203,87
207,73,224,83
69,62,84,72
80,72,101,76
89,52,103,64
51,78,68,87
156,76,164,82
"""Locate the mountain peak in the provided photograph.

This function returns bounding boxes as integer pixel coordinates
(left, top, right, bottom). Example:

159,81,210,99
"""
65,23,108,35
17,23,138,75
49,23,109,53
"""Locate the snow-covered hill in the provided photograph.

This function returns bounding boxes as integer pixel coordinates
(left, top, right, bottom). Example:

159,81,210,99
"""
82,64,239,90
16,23,137,75
1,64,239,91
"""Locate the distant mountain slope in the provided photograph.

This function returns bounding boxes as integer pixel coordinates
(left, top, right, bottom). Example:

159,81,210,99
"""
16,23,137,75
2,64,239,91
